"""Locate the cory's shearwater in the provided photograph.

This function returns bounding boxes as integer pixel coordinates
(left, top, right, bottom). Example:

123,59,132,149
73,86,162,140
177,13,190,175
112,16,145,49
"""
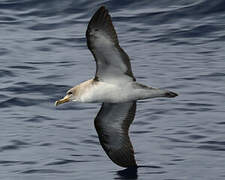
55,6,178,168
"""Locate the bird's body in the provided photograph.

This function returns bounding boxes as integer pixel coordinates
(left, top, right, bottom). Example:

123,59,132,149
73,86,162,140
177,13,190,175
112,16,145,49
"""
71,79,176,103
55,6,178,168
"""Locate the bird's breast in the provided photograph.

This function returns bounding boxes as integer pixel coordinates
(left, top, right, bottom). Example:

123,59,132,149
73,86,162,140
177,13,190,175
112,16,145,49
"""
77,81,133,103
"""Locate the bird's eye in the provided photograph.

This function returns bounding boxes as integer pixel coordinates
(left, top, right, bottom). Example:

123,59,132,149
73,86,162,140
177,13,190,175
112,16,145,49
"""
67,91,72,95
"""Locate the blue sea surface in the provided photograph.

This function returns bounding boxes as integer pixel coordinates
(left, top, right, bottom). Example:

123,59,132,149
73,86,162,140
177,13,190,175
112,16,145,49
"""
0,0,225,179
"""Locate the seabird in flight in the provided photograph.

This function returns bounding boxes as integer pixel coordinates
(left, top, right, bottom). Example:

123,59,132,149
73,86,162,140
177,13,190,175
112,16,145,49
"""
55,6,177,168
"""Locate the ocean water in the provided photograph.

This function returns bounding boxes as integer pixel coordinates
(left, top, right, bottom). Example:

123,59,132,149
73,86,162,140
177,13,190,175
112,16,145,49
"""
0,0,225,179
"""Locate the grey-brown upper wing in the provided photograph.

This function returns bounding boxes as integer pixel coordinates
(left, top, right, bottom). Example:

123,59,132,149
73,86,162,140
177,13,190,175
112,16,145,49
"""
94,101,137,168
86,6,135,83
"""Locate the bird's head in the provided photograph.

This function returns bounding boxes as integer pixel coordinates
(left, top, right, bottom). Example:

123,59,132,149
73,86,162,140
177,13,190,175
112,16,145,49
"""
55,87,77,106
55,79,94,106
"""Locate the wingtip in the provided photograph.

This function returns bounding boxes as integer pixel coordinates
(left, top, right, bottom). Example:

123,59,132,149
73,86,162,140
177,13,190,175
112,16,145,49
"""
94,6,108,15
98,5,107,11
86,4,119,49
87,5,110,31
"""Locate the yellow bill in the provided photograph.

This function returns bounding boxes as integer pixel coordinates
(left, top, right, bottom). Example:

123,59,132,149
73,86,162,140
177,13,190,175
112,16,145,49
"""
55,95,70,106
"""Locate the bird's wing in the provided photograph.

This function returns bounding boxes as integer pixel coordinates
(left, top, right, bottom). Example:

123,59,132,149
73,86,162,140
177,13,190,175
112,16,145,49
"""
94,101,137,168
86,6,136,83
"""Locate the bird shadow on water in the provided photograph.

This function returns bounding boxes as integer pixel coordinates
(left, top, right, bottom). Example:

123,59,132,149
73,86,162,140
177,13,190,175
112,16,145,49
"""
115,165,163,179
116,167,138,180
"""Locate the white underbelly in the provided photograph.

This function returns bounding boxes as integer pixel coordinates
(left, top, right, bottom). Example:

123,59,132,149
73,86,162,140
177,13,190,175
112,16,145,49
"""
78,82,135,103
77,81,165,103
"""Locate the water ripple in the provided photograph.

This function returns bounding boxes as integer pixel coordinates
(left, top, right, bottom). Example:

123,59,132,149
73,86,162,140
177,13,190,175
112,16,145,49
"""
0,97,41,108
46,159,82,166
21,169,69,174
0,140,29,152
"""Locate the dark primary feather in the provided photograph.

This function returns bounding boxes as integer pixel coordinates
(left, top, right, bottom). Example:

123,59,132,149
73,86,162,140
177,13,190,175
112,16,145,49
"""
86,6,118,48
94,102,137,168
86,6,136,82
